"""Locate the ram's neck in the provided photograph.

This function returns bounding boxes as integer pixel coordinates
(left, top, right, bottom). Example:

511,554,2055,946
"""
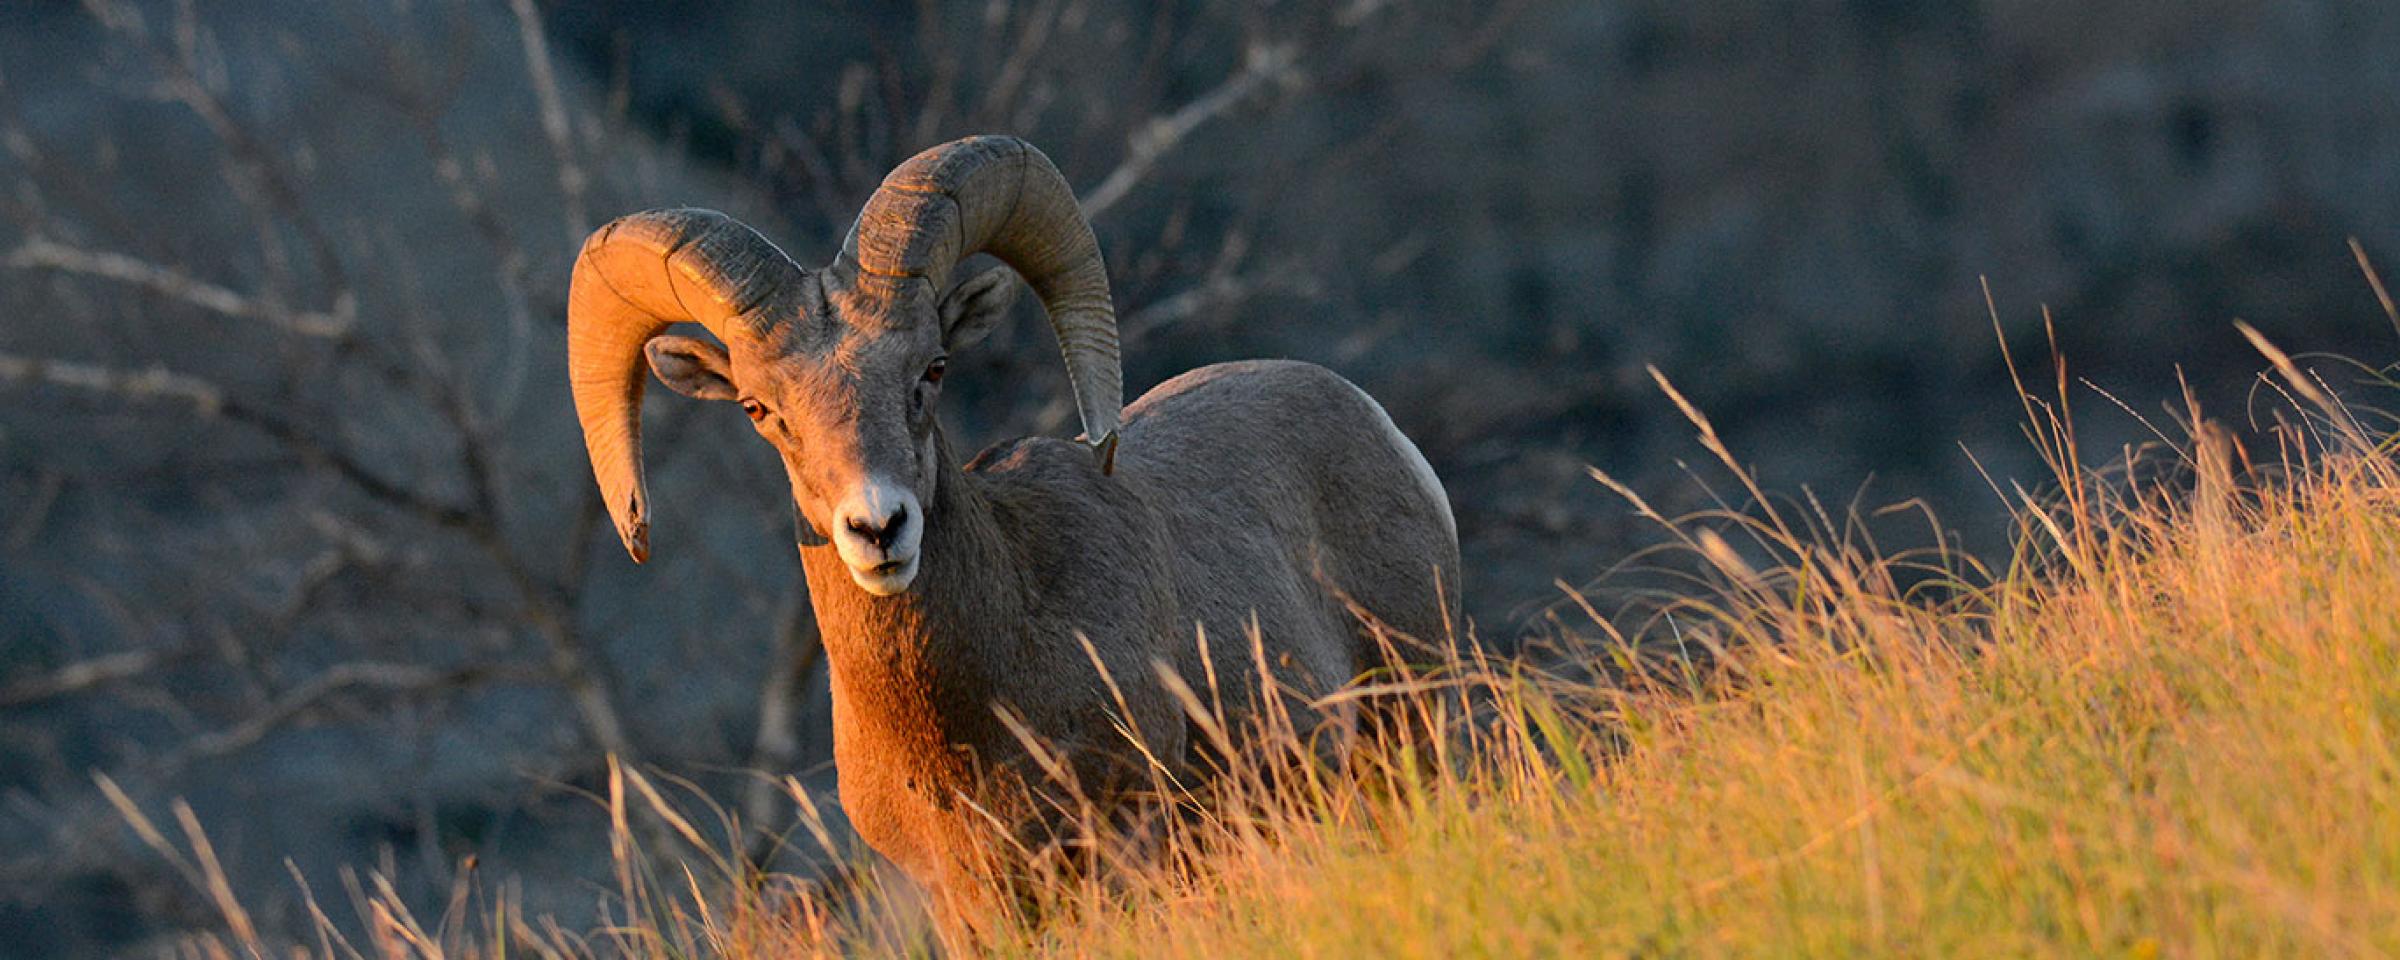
800,431,1025,736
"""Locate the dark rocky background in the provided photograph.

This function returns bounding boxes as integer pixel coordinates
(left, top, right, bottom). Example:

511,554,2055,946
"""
4,0,2397,953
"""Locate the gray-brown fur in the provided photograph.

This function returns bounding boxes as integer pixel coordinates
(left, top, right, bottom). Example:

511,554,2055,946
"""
564,136,1461,923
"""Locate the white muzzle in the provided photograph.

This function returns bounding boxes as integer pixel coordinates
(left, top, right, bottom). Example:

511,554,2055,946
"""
832,477,923,595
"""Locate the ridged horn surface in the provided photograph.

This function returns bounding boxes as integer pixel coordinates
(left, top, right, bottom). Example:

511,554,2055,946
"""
568,209,804,561
839,135,1123,461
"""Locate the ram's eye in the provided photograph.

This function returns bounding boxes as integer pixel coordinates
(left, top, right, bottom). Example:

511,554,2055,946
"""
739,399,768,422
923,358,948,384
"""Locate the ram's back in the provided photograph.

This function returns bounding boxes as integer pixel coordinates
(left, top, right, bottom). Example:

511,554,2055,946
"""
1116,359,1462,711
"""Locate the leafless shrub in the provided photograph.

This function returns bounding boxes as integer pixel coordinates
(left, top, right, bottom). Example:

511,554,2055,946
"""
0,0,1521,950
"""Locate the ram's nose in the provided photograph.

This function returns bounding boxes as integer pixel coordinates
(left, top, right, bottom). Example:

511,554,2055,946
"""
833,479,923,595
844,501,909,549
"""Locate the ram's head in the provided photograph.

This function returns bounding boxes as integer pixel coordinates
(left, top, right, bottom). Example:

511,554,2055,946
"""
566,137,1121,595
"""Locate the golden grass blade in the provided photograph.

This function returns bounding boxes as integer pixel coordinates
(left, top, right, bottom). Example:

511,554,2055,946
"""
2238,321,2372,452
2351,237,2400,344
171,799,259,948
620,764,714,856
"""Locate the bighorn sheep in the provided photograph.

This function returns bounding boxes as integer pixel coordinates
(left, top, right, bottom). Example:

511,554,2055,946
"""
565,135,1460,917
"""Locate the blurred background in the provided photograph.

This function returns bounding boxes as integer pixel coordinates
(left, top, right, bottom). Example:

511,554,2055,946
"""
4,0,2397,952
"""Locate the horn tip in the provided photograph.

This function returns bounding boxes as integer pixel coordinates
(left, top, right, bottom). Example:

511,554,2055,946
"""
619,519,651,564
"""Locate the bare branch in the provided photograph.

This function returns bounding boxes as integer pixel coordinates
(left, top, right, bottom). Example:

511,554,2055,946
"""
0,349,224,412
0,647,182,708
82,0,353,298
908,0,959,146
507,0,590,244
772,117,851,222
976,0,1062,124
1120,228,1320,344
742,579,825,860
0,350,482,530
7,238,354,339
1122,272,1324,344
5,346,637,767
159,661,536,773
5,469,63,549
1079,42,1298,221
481,526,642,766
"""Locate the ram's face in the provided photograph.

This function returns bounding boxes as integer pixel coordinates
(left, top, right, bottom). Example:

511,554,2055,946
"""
643,268,1017,596
565,139,1122,585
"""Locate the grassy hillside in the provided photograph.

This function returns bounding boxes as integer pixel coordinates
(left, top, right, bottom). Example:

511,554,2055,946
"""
115,334,2400,957
962,349,2400,958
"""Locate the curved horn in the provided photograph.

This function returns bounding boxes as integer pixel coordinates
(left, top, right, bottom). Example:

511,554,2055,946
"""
840,135,1122,467
569,209,805,562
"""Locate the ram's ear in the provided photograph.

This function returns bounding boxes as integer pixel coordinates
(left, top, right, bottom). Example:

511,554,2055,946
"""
938,265,1020,352
644,335,738,402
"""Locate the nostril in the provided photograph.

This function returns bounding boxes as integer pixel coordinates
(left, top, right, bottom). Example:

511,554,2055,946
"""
846,504,910,548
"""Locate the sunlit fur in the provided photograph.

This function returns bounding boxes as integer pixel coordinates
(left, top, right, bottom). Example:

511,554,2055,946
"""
654,281,1462,924
600,139,1462,931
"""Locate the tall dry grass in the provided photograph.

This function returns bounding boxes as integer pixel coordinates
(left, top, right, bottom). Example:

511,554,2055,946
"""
107,293,2400,956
